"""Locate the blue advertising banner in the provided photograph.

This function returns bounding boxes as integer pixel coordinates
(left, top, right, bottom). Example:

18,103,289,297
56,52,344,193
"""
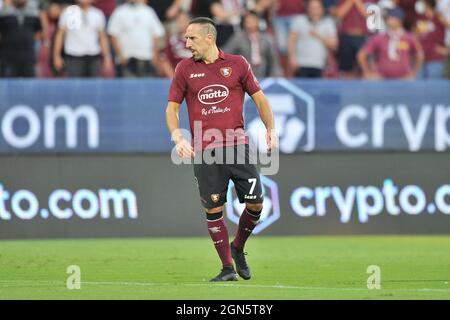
0,79,449,153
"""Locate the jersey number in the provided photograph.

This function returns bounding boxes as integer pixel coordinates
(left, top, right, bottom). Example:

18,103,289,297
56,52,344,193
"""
248,178,257,195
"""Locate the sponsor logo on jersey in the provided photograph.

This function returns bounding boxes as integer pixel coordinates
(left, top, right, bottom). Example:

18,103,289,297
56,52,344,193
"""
190,73,205,78
198,85,229,105
201,106,231,116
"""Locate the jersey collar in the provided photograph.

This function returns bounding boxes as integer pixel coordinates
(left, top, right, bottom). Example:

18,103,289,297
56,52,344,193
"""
195,49,226,64
218,49,226,60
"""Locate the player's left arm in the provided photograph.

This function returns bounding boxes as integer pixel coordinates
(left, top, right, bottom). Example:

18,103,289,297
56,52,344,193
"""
251,90,278,152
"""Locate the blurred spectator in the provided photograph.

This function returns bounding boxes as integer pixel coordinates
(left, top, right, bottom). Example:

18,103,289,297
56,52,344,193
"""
358,7,424,79
273,0,305,75
0,0,11,8
394,0,418,30
439,0,450,37
413,0,449,78
244,0,274,30
37,1,62,77
53,0,112,77
438,0,450,77
324,0,338,15
224,11,282,78
273,0,304,53
93,0,116,20
149,0,182,25
165,10,192,68
93,0,117,78
334,0,375,78
191,0,244,48
0,0,42,77
108,0,166,77
288,0,338,78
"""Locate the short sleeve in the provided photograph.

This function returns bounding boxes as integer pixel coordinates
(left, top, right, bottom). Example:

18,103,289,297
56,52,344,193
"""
290,16,303,34
97,10,106,31
58,7,68,28
325,18,337,37
240,56,261,96
168,63,187,103
149,8,165,38
107,8,121,36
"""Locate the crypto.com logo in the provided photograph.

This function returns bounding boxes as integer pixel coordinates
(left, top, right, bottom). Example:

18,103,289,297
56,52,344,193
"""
246,78,315,153
226,175,280,234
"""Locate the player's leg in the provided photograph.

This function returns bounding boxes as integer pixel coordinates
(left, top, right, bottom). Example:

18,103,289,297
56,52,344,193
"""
228,145,264,280
205,205,238,282
193,161,237,282
230,178,263,280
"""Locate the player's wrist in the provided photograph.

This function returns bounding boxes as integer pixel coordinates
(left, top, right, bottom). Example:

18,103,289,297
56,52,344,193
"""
171,130,184,144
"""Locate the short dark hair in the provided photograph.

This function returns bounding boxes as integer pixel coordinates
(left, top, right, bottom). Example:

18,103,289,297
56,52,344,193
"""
188,17,218,40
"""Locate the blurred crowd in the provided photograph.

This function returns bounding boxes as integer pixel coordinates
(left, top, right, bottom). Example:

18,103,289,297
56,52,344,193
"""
0,0,449,79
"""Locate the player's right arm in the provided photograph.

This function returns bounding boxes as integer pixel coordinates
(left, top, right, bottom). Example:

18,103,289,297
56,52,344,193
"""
166,61,195,158
165,101,195,158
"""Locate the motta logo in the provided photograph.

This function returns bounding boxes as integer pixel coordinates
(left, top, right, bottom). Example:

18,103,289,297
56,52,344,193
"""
198,85,229,105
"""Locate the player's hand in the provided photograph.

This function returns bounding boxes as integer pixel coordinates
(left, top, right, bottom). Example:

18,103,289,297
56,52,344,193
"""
175,138,195,158
266,129,278,153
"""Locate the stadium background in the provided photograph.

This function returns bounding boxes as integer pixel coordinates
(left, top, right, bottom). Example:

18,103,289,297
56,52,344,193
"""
0,79,449,238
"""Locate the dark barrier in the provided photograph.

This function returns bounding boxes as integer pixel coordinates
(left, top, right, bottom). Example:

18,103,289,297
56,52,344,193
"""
0,79,449,153
0,153,448,239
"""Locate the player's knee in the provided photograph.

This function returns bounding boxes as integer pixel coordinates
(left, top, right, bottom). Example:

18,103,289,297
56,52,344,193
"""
246,202,263,212
206,206,224,214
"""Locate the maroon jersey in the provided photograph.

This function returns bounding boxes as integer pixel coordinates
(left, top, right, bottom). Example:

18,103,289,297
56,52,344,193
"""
168,50,262,151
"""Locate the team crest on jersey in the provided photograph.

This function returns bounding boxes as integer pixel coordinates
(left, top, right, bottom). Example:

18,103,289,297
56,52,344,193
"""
220,67,232,77
211,194,220,203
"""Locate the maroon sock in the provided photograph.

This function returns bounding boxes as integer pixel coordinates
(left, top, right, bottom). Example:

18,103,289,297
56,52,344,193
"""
206,212,233,267
233,208,261,250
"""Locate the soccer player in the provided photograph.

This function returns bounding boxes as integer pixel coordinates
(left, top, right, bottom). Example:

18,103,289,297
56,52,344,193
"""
165,17,277,282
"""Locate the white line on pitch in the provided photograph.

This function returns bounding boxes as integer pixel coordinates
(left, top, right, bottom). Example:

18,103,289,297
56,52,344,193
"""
0,280,449,293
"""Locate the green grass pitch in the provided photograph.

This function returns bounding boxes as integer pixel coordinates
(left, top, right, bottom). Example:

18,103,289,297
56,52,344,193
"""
0,236,449,299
